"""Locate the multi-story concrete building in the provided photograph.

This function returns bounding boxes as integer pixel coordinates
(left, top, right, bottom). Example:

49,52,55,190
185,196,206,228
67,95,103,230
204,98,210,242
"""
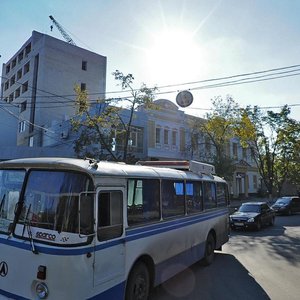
0,30,107,147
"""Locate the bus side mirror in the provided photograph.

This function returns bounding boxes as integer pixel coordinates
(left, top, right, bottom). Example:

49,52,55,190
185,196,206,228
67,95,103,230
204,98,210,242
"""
79,192,96,238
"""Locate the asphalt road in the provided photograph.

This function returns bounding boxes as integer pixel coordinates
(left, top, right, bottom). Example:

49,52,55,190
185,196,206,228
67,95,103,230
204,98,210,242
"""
150,213,300,300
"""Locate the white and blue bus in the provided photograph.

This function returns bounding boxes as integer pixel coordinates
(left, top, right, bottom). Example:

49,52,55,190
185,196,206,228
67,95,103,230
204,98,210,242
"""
0,157,229,300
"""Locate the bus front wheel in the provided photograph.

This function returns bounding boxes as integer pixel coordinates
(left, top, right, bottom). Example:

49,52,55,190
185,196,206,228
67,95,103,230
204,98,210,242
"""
202,233,215,266
126,261,150,300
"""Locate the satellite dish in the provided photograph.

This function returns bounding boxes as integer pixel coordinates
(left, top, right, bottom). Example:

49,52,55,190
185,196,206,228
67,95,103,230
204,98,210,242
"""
176,90,193,107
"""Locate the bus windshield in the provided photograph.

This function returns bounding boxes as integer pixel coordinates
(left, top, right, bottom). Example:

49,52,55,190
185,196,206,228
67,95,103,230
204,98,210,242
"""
15,170,94,238
0,169,25,234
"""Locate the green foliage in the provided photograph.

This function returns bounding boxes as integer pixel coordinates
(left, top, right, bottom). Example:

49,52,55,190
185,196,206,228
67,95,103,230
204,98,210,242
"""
111,70,158,161
71,72,157,162
71,86,121,161
192,95,241,179
236,104,300,196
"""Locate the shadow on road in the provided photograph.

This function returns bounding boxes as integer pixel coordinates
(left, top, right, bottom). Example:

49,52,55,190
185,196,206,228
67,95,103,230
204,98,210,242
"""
150,253,270,300
229,214,300,266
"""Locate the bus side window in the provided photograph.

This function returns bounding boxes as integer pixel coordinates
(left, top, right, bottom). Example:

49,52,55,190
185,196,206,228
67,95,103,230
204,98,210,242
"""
161,180,185,218
127,179,160,226
216,183,227,207
98,191,123,241
203,182,217,210
186,181,203,214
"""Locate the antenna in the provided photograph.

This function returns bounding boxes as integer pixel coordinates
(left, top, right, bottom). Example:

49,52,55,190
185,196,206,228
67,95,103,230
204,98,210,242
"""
49,15,76,46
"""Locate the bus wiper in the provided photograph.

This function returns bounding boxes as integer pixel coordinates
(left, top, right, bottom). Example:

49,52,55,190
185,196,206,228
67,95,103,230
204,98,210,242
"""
22,204,38,254
0,194,5,216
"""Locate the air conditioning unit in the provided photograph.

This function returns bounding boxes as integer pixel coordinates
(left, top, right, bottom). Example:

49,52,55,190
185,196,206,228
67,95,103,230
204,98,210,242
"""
137,160,215,175
189,160,215,175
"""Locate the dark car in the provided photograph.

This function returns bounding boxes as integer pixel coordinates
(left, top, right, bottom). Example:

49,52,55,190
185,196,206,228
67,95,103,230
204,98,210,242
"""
230,202,275,231
271,196,300,215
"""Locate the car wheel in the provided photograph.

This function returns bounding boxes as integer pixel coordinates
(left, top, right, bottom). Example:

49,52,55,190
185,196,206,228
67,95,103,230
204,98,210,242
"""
126,262,150,300
256,220,261,231
201,233,215,266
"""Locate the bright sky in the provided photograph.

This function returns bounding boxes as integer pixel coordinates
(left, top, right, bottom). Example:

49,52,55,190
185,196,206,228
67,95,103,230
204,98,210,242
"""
1,0,300,120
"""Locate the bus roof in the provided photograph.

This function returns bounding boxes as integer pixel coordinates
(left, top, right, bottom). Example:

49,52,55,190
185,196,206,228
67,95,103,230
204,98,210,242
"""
0,157,226,182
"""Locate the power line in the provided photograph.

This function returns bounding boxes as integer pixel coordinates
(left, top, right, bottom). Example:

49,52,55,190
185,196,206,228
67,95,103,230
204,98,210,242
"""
0,104,55,133
188,103,300,111
2,63,300,99
1,64,300,118
4,67,300,107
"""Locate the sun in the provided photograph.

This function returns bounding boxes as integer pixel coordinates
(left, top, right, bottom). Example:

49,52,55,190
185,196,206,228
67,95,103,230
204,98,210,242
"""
146,29,205,85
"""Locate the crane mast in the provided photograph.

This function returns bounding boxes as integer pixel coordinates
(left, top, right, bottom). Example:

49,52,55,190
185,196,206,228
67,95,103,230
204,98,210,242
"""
49,15,76,46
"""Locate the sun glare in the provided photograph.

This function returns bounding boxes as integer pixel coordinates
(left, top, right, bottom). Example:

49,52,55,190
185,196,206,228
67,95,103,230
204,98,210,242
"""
146,29,205,85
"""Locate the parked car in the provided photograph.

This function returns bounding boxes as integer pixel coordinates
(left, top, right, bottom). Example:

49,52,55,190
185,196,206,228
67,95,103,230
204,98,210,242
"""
230,202,275,231
271,196,300,215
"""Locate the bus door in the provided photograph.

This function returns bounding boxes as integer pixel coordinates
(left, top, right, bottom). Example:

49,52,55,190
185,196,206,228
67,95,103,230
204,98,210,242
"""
93,187,125,288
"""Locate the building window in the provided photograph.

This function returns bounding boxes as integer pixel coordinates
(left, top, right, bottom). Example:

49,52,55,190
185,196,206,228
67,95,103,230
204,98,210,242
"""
12,58,16,69
82,61,87,71
20,101,27,112
15,88,21,99
129,131,137,147
6,64,11,74
18,121,26,133
18,51,24,63
4,81,9,90
191,133,199,151
172,130,177,146
22,82,28,93
17,69,22,80
205,136,211,152
10,75,15,87
253,175,257,189
164,128,169,144
81,83,86,91
232,143,238,159
24,62,30,74
29,136,34,147
9,93,14,103
250,149,256,162
242,148,247,159
155,127,161,144
25,43,31,55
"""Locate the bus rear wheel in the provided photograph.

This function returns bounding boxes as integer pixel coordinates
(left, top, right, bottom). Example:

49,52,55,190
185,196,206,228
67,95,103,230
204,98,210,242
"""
126,261,150,300
202,233,215,266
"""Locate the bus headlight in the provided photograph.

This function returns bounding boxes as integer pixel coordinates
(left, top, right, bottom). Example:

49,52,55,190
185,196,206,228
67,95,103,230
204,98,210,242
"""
36,282,49,299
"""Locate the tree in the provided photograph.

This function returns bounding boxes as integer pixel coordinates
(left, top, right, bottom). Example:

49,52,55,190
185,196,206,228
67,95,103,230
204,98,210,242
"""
112,70,157,161
236,105,300,197
71,86,121,161
191,95,240,180
71,71,157,162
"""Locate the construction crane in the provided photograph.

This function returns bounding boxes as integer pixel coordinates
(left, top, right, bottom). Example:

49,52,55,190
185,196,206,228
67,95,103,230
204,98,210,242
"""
49,15,76,46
